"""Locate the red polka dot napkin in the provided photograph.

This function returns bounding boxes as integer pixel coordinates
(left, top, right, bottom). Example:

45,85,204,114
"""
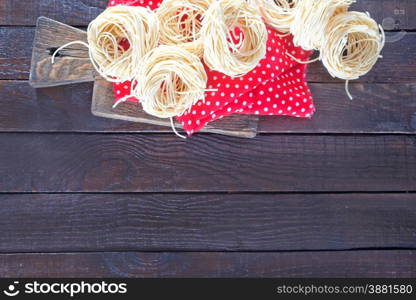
108,0,315,136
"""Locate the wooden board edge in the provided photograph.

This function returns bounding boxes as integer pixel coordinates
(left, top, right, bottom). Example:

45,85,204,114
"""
91,79,259,138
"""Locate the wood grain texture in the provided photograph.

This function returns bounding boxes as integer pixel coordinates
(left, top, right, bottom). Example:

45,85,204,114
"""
0,251,415,278
29,17,94,88
351,0,416,31
1,81,415,133
0,0,414,30
3,26,415,82
92,79,259,138
0,134,415,193
0,0,107,26
0,193,415,252
260,83,416,133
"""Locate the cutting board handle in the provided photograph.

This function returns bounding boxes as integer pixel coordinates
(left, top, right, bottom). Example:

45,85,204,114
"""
29,17,95,88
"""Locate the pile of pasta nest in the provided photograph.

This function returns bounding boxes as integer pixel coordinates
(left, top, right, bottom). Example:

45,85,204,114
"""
53,0,385,120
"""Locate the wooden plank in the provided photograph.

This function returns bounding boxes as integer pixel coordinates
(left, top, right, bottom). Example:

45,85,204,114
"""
0,81,165,132
92,79,258,138
0,0,107,26
0,0,414,30
0,81,415,133
0,193,415,252
0,251,414,278
29,17,94,88
351,0,416,31
260,82,416,133
2,27,415,82
0,134,415,193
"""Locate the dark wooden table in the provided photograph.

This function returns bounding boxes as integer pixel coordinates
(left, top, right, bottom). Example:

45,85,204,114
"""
0,0,415,278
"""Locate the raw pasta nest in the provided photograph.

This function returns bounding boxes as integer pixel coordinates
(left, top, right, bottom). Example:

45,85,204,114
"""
201,0,268,77
133,45,208,119
87,5,160,82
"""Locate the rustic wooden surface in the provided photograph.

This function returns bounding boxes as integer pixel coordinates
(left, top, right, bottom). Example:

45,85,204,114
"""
0,0,415,278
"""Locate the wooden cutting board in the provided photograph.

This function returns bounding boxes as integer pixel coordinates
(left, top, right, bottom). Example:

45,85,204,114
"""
29,17,259,138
